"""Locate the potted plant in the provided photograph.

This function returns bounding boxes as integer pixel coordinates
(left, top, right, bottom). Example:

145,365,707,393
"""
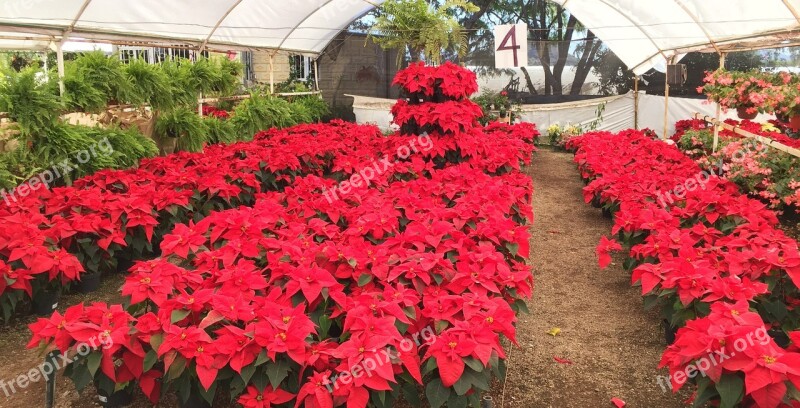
699,69,787,119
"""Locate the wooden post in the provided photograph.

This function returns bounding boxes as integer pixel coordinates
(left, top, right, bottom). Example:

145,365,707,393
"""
663,57,674,140
56,41,66,96
314,58,320,93
634,76,640,130
269,53,275,94
198,92,203,117
712,53,727,152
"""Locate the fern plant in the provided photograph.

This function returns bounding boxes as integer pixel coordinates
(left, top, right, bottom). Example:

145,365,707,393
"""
124,59,175,111
230,93,299,140
67,51,133,106
369,0,478,64
204,117,237,145
0,68,62,134
155,107,208,152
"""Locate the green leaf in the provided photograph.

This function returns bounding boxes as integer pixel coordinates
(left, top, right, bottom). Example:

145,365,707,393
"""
266,359,290,389
240,364,257,385
464,357,484,372
716,374,744,408
318,315,332,339
505,242,519,256
357,274,373,287
143,350,158,372
86,352,101,377
425,379,450,408
255,350,269,367
171,309,191,323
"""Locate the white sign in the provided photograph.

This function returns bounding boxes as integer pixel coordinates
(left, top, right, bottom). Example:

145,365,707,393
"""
494,24,528,68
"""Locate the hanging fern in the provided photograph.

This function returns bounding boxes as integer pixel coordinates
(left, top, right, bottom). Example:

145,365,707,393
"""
0,68,62,135
369,0,478,64
155,107,208,152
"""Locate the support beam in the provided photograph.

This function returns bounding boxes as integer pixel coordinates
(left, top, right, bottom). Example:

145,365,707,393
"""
313,58,320,92
269,53,275,94
696,113,800,157
663,57,675,140
56,41,65,96
712,53,727,152
634,76,640,130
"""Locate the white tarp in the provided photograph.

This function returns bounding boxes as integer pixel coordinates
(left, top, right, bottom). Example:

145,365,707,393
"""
0,0,382,54
1,0,799,74
349,92,776,138
550,0,800,75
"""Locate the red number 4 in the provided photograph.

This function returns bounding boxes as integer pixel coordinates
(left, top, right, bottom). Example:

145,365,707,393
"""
497,25,522,67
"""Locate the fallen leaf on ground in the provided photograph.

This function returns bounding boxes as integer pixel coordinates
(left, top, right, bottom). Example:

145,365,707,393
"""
611,397,626,407
553,356,573,365
547,327,561,336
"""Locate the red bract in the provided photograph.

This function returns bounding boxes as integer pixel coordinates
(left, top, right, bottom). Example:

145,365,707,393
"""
26,62,538,407
573,129,800,407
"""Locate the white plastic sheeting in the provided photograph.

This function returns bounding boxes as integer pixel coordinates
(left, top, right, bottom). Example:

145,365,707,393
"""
550,0,800,75
349,93,776,137
0,0,382,54
0,0,799,74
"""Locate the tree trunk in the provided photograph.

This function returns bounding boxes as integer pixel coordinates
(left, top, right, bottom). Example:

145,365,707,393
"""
520,66,539,95
570,34,602,95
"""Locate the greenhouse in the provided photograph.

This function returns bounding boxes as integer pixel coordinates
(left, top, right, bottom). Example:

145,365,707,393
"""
0,1,799,407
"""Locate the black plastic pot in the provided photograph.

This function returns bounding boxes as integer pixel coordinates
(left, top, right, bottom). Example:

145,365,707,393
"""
769,328,791,348
602,207,613,219
178,393,212,408
32,289,60,316
78,271,102,294
98,388,133,408
663,319,678,345
591,194,602,209
115,258,134,275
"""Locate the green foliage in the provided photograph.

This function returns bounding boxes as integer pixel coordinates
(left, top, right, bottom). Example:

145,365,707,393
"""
32,123,118,182
87,126,158,168
294,96,330,122
369,0,478,63
155,108,208,152
204,116,237,145
66,51,133,107
230,93,299,139
124,59,175,110
0,147,46,190
0,68,61,134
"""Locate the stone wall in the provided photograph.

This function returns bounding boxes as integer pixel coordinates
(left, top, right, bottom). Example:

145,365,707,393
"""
316,32,402,116
251,33,403,119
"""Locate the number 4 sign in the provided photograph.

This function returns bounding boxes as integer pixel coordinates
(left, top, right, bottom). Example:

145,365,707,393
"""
494,24,528,68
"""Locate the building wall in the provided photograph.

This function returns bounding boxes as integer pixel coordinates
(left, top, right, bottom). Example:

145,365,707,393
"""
316,33,402,115
251,33,402,119
252,51,292,85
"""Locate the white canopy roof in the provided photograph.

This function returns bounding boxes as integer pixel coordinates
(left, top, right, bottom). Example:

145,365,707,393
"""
0,0,799,73
0,0,381,55
551,0,800,75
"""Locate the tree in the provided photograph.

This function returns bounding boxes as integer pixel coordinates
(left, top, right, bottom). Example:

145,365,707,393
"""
462,0,607,96
369,0,479,64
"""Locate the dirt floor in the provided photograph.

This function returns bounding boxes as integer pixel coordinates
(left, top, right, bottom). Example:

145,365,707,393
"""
484,148,689,408
0,148,693,408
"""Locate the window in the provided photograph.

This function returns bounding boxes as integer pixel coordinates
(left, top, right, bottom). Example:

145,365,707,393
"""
290,54,312,81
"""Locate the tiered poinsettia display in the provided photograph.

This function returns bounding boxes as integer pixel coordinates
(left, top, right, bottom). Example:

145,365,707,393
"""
27,63,539,408
569,130,800,407
673,118,800,210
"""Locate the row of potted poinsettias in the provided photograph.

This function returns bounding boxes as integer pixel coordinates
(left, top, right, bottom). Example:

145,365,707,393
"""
569,129,800,407
26,63,540,408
